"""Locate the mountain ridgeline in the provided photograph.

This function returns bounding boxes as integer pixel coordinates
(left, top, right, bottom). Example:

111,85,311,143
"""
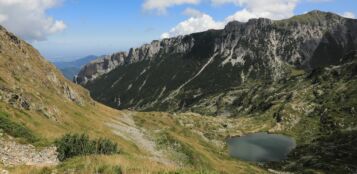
76,11,357,116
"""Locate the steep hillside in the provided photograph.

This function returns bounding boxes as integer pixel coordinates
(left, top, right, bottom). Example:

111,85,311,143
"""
0,25,266,174
78,11,357,116
0,24,105,137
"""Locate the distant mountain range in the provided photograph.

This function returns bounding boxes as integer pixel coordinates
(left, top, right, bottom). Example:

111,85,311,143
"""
53,55,97,80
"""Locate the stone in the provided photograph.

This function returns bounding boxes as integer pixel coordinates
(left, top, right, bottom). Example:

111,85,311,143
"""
0,138,59,167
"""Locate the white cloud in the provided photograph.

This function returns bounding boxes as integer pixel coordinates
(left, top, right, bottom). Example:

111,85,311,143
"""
0,0,66,41
161,8,224,38
212,0,298,20
162,0,300,38
48,20,66,33
224,9,258,22
142,0,201,14
341,11,355,19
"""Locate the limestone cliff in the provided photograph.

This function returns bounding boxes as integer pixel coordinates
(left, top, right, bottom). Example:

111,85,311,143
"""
78,11,357,115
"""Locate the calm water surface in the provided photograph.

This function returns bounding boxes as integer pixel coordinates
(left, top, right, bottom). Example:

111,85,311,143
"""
227,132,296,162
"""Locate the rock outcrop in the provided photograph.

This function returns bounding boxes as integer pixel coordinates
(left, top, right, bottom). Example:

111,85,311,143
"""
79,11,357,115
0,137,59,167
75,36,195,84
75,52,127,84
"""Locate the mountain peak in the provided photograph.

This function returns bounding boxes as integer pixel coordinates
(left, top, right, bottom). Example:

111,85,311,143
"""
307,9,328,15
224,18,273,31
224,21,245,31
224,10,340,31
277,10,344,26
247,18,272,25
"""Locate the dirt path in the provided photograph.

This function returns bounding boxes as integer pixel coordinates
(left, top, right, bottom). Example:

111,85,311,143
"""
106,112,174,166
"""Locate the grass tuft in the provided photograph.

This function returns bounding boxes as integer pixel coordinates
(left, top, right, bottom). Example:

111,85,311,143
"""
0,111,38,143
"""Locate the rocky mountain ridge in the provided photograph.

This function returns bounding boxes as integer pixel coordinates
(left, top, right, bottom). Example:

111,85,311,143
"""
75,35,194,84
78,11,357,115
76,10,356,85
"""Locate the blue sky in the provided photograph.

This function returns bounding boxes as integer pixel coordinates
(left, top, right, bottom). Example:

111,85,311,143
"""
0,0,356,61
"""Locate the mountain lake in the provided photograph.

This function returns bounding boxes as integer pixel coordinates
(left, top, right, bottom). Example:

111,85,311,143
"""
227,132,296,162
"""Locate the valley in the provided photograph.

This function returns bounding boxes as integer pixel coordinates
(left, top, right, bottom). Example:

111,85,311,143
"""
0,10,356,174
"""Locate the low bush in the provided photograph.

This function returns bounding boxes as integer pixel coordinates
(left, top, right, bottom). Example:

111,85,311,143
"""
55,133,118,161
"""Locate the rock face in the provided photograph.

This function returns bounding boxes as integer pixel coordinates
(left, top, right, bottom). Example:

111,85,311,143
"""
75,52,127,84
79,11,357,115
75,36,194,84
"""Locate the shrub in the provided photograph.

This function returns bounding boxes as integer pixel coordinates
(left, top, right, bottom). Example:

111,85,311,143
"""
55,133,118,161
0,112,38,143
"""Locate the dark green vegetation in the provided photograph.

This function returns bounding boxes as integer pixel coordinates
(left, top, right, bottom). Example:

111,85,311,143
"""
280,131,357,173
55,133,119,161
0,112,38,143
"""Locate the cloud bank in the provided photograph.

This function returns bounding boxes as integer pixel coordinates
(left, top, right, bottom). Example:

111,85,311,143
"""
0,0,66,41
157,0,357,39
160,0,300,38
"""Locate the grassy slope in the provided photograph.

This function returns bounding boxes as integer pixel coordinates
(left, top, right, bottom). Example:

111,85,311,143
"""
0,26,266,173
2,107,267,174
132,111,266,174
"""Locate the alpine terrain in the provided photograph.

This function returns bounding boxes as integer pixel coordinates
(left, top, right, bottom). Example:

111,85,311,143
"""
76,11,357,173
0,22,267,173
